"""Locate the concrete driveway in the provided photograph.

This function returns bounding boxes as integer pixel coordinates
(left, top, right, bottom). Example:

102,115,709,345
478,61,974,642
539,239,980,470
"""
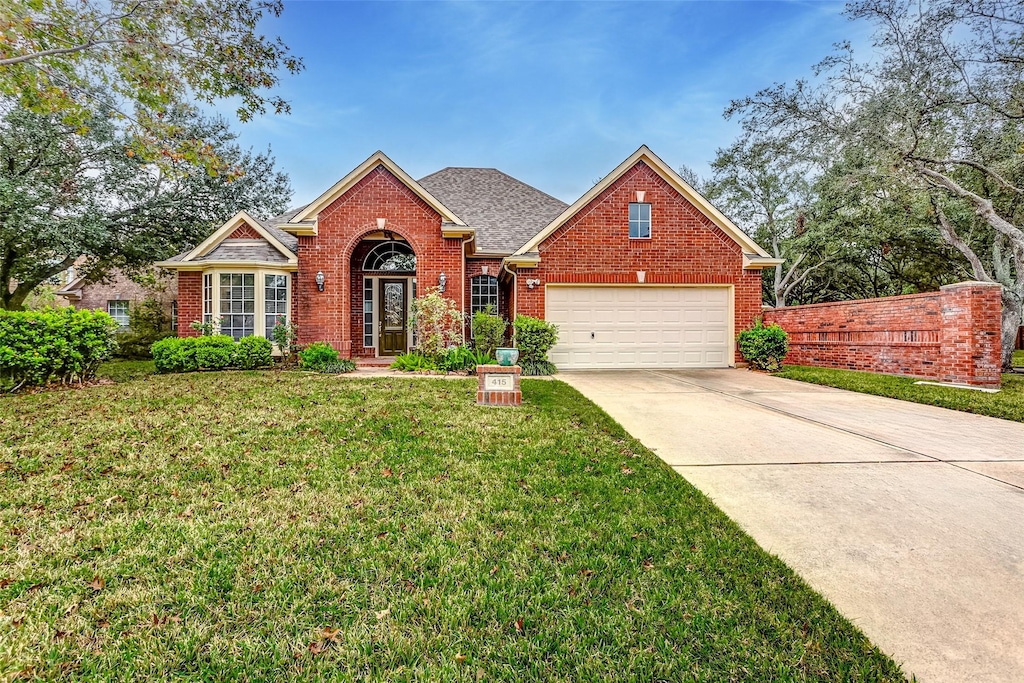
559,369,1024,683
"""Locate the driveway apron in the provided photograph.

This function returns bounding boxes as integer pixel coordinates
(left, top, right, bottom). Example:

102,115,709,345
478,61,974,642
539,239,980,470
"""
559,369,1024,683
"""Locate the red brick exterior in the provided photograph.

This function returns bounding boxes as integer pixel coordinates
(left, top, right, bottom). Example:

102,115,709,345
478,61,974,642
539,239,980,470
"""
464,257,512,341
177,271,202,338
61,268,179,329
294,165,465,356
514,161,762,362
764,281,1002,387
476,364,522,406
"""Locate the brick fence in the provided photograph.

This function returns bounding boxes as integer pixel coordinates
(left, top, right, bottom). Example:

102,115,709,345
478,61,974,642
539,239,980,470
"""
763,281,1003,388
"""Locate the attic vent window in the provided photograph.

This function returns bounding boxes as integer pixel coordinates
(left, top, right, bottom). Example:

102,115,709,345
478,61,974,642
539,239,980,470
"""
629,202,651,239
363,241,415,272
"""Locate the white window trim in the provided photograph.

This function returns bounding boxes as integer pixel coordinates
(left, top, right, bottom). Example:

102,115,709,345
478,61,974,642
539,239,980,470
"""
107,300,130,328
200,268,292,343
629,202,652,240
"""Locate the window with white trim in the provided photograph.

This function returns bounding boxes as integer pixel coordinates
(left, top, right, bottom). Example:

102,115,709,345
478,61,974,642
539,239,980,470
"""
219,273,255,340
171,301,178,331
264,274,289,338
202,274,213,323
363,278,374,347
470,275,499,315
629,202,651,239
107,300,129,328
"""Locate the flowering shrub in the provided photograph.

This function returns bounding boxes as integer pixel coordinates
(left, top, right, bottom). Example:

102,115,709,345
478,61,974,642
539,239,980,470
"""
413,287,463,357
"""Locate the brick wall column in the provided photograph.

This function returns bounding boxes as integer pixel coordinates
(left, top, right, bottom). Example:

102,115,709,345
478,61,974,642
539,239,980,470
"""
177,271,202,337
939,281,1003,387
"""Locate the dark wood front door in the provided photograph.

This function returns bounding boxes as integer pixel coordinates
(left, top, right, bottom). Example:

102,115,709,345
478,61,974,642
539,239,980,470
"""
379,279,408,356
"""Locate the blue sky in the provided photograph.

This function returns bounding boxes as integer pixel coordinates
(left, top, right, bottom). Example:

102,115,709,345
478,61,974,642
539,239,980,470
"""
230,1,870,207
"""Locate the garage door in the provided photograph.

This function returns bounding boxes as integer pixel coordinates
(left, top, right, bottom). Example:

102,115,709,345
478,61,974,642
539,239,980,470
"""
545,286,731,369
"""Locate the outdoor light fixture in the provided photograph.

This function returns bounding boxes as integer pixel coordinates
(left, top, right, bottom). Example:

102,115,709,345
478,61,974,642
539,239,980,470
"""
438,272,447,292
526,278,540,289
315,271,326,292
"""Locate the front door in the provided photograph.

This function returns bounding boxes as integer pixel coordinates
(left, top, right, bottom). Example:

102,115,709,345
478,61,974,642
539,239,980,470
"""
379,279,408,356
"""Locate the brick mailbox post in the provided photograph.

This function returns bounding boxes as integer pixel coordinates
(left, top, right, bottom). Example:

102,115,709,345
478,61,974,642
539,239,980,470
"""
476,365,522,406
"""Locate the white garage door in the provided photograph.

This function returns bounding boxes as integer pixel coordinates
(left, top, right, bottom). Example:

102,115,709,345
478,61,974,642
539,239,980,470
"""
545,286,731,369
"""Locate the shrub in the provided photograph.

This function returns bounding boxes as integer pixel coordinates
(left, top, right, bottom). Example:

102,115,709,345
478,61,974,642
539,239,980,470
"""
520,359,558,376
438,345,477,373
235,335,274,370
317,359,356,374
195,335,235,370
299,341,339,372
271,317,298,360
391,352,437,372
471,306,506,358
738,320,789,372
151,337,196,373
190,318,220,336
513,315,559,363
114,298,173,359
413,287,463,357
0,307,119,390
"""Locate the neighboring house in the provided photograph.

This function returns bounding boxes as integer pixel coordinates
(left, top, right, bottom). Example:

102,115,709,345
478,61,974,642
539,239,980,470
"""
157,146,780,369
56,267,179,331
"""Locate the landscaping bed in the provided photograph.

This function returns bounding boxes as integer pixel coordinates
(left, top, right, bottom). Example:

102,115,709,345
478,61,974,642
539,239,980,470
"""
778,365,1024,423
1,374,903,680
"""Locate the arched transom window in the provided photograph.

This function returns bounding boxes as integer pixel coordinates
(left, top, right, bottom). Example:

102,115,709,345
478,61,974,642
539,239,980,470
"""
363,240,415,272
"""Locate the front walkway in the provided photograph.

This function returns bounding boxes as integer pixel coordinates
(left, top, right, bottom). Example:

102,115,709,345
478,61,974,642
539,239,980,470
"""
560,369,1024,683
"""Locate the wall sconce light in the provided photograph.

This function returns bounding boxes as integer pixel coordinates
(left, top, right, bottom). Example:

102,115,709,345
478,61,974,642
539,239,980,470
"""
636,270,646,283
438,272,447,292
315,271,326,292
526,278,540,289
376,217,387,230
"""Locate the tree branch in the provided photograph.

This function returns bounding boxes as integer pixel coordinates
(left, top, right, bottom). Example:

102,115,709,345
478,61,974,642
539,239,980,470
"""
931,198,996,283
915,163,1024,244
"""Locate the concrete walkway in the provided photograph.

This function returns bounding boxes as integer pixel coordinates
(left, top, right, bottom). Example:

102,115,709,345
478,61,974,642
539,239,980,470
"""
559,369,1024,683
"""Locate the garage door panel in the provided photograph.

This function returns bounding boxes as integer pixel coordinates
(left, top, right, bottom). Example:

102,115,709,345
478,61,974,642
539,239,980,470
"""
546,286,731,369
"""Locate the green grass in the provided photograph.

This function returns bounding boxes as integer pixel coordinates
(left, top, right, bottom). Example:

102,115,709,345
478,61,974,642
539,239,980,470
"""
1014,349,1024,367
0,374,903,681
96,360,156,383
778,366,1024,423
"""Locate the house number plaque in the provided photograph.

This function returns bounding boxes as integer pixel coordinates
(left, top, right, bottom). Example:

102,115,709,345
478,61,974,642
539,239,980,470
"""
484,374,513,390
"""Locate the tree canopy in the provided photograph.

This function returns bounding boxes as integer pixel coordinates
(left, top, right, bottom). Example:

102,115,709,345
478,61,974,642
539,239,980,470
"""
0,99,292,309
0,0,302,171
719,0,1024,368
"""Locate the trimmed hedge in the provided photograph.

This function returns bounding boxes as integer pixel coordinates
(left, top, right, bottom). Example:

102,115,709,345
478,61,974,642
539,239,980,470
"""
151,335,274,373
0,307,119,391
513,315,559,365
738,320,789,372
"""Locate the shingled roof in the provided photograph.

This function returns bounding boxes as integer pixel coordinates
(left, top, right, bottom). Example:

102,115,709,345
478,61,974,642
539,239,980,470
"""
418,168,568,254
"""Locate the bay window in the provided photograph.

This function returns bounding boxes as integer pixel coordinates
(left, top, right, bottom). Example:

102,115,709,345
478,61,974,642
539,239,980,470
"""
199,269,291,342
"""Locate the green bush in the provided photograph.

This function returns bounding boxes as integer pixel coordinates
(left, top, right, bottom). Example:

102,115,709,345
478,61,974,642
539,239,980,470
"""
513,315,559,363
413,287,463,357
235,335,274,370
471,306,506,358
738,320,789,372
299,341,339,372
520,359,558,376
195,335,235,370
115,299,173,359
0,307,119,390
391,352,437,372
152,335,272,373
317,359,356,374
438,345,477,373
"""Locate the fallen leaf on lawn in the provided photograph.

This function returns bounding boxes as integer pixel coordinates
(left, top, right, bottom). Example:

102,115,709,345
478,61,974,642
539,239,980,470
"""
580,569,594,577
620,466,633,475
0,577,12,589
489,565,498,576
381,468,393,478
97,620,110,629
88,575,104,591
642,559,654,571
376,532,388,539
308,640,324,655
626,600,642,614
513,618,524,634
455,653,467,664
375,608,390,619
321,627,341,643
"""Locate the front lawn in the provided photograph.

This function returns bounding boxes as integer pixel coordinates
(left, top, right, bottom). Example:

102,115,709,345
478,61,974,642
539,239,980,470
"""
778,365,1024,423
0,374,903,681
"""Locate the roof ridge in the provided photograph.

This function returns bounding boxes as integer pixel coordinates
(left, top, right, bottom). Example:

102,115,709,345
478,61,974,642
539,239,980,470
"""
418,166,567,207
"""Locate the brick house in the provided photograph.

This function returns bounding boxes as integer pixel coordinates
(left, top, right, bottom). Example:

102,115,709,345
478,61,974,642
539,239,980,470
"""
157,146,780,368
56,267,179,331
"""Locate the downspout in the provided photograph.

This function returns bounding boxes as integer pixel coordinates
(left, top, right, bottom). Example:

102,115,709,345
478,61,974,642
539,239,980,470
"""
461,233,475,341
503,259,517,343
